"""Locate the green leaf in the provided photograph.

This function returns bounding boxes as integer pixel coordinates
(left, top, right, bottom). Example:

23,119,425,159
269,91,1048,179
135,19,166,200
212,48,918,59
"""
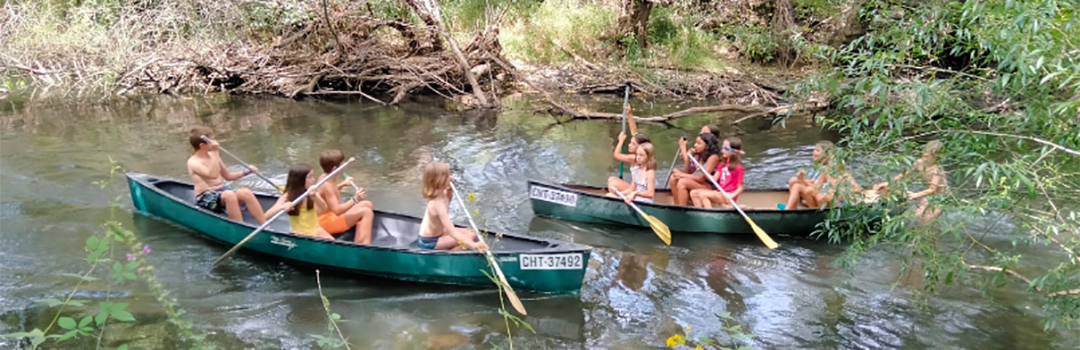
699,338,718,344
117,344,129,350
125,261,139,271
95,311,109,325
123,272,137,281
79,315,93,328
87,236,101,251
114,262,124,273
58,317,77,330
111,310,136,322
35,298,64,307
55,330,77,342
331,313,341,321
87,251,103,264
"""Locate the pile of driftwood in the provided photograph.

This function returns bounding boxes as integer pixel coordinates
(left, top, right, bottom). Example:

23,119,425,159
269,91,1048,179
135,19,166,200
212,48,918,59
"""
3,0,827,121
3,0,509,106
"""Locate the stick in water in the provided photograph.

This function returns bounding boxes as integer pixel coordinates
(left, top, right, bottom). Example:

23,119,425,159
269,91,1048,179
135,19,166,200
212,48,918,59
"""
201,135,283,193
211,157,356,268
448,181,528,316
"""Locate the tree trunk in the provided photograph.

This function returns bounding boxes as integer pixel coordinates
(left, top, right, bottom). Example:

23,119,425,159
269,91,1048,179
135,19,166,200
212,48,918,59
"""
403,0,490,108
771,0,796,66
616,0,653,49
401,0,444,52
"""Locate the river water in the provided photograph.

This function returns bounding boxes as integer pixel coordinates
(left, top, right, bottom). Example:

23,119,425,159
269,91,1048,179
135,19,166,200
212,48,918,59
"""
0,94,1075,349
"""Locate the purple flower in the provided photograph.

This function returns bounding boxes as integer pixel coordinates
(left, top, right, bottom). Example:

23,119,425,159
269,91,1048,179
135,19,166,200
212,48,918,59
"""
142,245,152,254
127,253,136,262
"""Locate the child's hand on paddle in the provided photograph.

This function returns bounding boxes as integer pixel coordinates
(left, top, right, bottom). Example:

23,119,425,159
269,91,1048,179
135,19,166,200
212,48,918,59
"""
624,191,637,204
797,170,806,180
678,137,688,150
246,165,259,174
618,132,627,143
341,176,354,188
353,188,366,201
308,185,318,194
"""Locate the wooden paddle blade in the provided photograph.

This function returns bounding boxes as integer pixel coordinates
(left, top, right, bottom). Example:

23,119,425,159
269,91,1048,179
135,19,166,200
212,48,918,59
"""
645,214,672,245
746,218,779,249
496,268,528,316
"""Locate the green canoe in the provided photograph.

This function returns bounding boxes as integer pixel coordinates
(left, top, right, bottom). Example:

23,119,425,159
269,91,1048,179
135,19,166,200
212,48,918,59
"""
126,172,592,294
528,180,841,235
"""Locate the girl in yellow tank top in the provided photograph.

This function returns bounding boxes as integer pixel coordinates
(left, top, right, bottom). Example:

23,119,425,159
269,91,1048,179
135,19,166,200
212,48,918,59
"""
263,163,334,239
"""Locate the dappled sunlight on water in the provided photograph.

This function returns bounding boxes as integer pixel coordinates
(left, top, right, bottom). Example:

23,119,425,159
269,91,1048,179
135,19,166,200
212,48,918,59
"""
1,94,1076,349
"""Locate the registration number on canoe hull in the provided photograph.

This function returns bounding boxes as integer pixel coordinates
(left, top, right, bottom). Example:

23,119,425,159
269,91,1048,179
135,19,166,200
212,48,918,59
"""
529,187,578,207
519,253,583,270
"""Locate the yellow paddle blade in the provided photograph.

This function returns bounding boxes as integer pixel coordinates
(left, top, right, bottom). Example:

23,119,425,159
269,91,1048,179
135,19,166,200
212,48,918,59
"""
496,267,528,316
274,184,285,193
644,214,672,245
745,217,778,249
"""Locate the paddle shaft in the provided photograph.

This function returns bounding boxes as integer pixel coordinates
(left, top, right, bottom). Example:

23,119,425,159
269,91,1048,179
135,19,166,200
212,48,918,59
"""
448,181,527,315
342,172,361,192
613,188,648,217
687,156,754,221
618,83,630,179
662,150,680,188
201,135,279,191
211,157,356,267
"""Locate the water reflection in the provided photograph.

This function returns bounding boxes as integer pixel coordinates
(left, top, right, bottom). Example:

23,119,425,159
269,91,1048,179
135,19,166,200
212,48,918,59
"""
1,94,1077,349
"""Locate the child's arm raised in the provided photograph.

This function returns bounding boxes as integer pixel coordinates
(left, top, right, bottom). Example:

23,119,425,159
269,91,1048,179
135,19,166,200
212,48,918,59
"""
613,133,635,163
626,103,639,136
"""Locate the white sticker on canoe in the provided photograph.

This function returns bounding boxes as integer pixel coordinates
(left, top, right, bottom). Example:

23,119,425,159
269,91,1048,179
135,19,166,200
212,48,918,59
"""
271,236,297,250
520,253,583,270
530,187,578,207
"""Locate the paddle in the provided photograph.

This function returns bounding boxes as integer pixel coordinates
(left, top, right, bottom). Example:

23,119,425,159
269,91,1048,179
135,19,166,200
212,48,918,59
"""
612,189,671,245
688,155,779,249
342,172,362,192
662,149,680,188
447,180,528,316
201,135,284,193
211,157,356,268
618,82,631,180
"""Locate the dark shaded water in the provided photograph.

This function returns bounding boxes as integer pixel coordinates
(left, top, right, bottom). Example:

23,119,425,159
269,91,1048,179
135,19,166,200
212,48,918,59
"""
0,95,1074,349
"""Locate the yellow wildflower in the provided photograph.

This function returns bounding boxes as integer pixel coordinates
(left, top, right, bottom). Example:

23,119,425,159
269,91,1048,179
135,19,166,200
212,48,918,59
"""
686,326,691,331
695,346,704,350
469,193,476,201
665,334,685,348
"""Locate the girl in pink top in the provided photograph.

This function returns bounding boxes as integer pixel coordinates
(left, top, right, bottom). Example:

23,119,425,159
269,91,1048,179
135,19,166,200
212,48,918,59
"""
690,137,745,209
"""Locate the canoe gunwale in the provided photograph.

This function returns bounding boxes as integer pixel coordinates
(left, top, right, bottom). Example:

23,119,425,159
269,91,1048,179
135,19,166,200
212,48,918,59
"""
127,172,592,257
527,179,835,215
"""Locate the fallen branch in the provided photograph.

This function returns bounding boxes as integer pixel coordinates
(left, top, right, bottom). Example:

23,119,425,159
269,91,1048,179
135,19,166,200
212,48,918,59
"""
968,265,1079,298
730,99,829,125
302,90,387,105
